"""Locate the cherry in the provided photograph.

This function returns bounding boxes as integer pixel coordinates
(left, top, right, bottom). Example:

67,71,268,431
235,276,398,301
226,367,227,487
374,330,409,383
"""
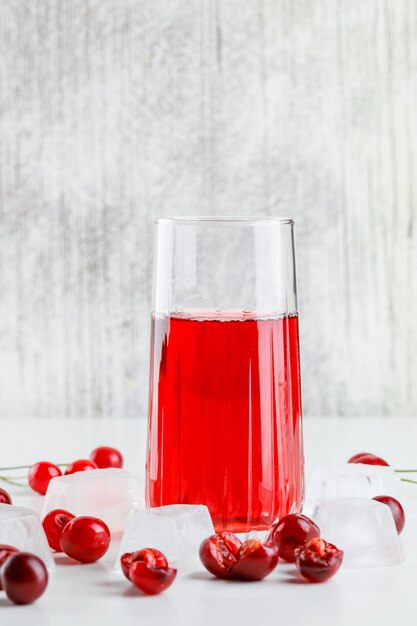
295,538,343,583
0,545,19,590
199,532,242,579
90,446,123,469
232,538,279,581
129,560,177,595
65,459,98,475
121,548,168,581
60,516,110,563
267,514,320,563
373,495,405,534
42,509,76,552
1,552,48,604
0,488,12,504
348,452,389,466
28,462,62,495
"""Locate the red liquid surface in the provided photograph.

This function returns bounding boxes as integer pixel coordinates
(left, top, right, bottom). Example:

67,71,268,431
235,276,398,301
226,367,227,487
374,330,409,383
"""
146,313,304,532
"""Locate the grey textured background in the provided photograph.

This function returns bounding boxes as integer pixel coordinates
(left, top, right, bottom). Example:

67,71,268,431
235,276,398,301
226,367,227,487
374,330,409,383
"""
0,0,416,418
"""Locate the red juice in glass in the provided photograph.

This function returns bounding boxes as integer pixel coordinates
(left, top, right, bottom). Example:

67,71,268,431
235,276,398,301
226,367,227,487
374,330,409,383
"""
146,311,303,532
146,217,304,533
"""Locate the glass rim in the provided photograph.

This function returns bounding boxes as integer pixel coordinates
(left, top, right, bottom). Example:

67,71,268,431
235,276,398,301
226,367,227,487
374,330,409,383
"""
154,215,294,226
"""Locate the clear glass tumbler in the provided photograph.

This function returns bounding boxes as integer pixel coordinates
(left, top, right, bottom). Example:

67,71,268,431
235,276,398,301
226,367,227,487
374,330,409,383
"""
146,217,304,533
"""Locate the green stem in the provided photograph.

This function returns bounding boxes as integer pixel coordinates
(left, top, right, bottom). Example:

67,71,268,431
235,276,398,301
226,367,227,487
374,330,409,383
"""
0,477,27,488
400,477,417,485
0,463,69,472
5,476,28,480
395,469,417,473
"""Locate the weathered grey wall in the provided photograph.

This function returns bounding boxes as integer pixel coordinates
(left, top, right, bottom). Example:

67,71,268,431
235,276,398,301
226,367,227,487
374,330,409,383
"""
0,0,416,417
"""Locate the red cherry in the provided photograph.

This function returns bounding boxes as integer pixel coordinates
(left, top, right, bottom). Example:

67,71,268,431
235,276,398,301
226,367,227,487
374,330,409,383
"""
42,509,76,552
28,462,62,495
1,552,48,604
267,514,320,563
232,538,279,581
199,532,242,579
65,459,98,475
121,548,168,580
90,446,123,469
129,560,177,595
0,488,12,505
0,545,19,590
348,452,389,466
295,538,343,583
373,495,405,534
60,516,110,563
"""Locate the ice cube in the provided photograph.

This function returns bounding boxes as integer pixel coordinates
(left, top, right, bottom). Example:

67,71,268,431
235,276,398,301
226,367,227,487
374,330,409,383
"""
0,504,54,570
41,468,141,533
115,505,215,574
311,497,404,568
304,464,401,515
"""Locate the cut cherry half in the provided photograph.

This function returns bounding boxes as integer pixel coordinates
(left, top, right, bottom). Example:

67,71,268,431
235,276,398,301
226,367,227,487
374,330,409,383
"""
232,538,278,581
129,561,177,595
199,532,242,579
121,548,168,581
295,537,343,583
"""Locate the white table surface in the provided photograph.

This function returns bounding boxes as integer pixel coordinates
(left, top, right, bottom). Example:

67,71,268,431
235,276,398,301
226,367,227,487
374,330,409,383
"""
1,416,417,626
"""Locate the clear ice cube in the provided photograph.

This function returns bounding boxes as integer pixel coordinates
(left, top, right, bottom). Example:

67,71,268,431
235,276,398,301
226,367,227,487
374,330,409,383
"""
115,504,215,574
311,497,404,568
0,504,54,570
304,464,401,515
41,468,141,533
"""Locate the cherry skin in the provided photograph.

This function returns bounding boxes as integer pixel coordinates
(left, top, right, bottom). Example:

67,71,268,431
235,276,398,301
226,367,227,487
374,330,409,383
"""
348,452,389,466
295,538,343,583
121,548,168,581
42,509,76,551
232,539,279,581
0,545,19,590
65,459,98,475
28,462,62,495
199,532,242,579
0,488,12,505
1,552,48,604
60,516,110,563
90,446,123,469
373,495,405,534
129,561,177,595
267,514,320,563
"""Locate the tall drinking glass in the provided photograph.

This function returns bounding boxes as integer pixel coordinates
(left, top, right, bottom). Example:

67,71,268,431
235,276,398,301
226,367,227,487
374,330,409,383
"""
146,217,304,533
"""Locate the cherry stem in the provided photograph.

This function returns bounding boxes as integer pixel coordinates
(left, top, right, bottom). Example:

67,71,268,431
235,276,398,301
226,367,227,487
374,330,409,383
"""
0,464,69,472
400,478,417,485
1,476,27,480
395,469,417,473
0,476,27,488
